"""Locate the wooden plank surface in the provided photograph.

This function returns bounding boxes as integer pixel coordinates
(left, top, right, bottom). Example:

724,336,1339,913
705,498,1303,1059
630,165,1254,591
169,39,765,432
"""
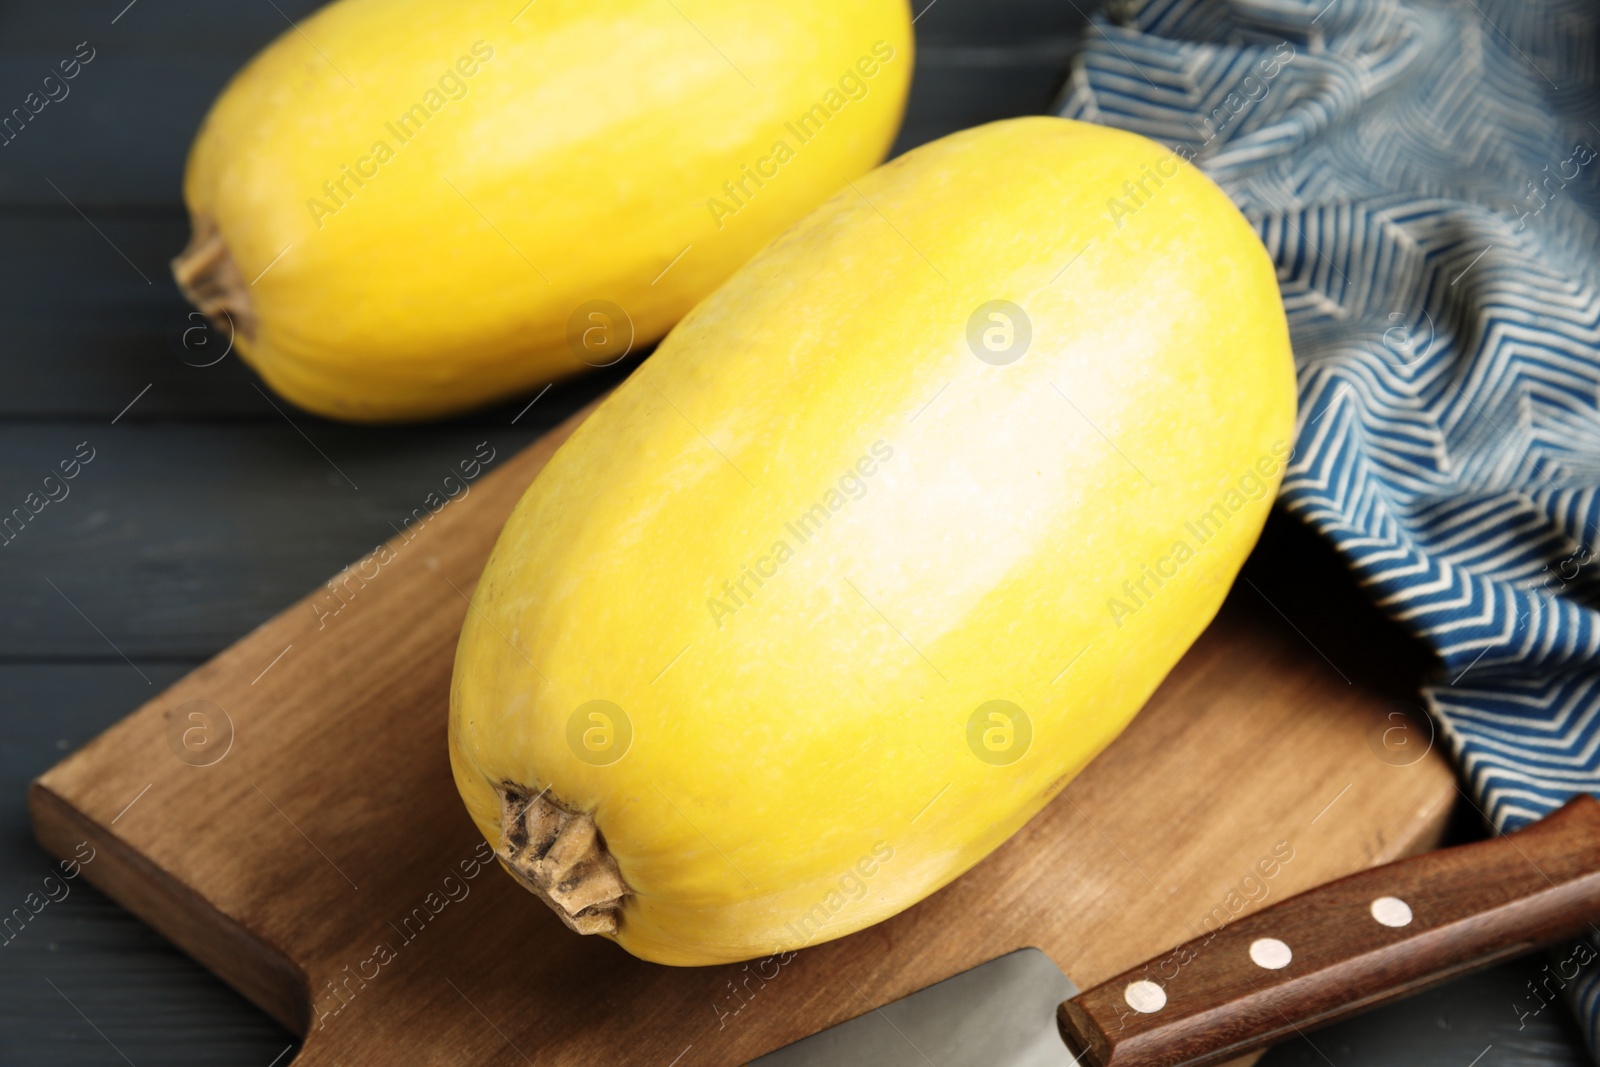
29,400,1461,1065
0,409,610,657
0,664,302,1067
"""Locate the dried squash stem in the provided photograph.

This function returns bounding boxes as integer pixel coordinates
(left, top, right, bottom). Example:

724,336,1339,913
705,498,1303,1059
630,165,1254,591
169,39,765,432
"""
495,784,630,935
171,216,257,343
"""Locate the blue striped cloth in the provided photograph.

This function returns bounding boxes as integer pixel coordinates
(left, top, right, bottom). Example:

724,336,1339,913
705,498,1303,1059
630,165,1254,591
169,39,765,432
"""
1055,0,1600,1052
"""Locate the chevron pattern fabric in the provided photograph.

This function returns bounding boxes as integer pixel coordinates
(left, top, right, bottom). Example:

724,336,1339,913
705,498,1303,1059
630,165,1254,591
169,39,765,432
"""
1056,0,1600,1052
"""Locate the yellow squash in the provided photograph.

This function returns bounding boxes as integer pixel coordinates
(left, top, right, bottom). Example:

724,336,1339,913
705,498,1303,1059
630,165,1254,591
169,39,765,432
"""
450,116,1296,965
173,0,912,421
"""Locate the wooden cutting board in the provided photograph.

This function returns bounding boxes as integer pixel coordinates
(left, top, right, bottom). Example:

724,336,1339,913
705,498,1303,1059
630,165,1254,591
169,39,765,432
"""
30,399,1456,1066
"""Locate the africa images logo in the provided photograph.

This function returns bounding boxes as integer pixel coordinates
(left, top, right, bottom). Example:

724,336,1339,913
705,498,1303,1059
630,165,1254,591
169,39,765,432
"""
1105,441,1292,627
705,41,898,230
305,42,495,229
706,441,893,629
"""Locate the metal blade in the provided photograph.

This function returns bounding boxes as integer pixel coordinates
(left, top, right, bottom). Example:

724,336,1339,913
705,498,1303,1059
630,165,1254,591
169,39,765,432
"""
754,948,1081,1067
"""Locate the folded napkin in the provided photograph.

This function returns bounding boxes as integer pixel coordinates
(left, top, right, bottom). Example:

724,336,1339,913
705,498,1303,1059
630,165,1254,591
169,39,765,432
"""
1057,0,1600,1052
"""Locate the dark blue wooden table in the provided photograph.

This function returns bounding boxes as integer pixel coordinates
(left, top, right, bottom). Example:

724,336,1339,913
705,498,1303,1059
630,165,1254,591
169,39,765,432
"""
0,1,1589,1064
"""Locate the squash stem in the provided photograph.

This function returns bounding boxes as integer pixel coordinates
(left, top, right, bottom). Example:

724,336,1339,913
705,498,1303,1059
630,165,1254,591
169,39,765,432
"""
171,215,257,343
495,784,630,935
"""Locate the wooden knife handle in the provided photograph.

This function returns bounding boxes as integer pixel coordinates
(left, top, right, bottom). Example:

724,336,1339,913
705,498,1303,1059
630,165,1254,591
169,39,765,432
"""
1058,794,1600,1067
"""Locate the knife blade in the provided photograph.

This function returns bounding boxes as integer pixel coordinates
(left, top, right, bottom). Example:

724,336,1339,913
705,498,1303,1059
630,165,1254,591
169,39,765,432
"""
756,794,1600,1067
756,948,1080,1066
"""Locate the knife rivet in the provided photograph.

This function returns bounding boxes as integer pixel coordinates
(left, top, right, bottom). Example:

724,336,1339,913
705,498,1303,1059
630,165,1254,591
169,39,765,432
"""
1370,896,1413,927
1249,938,1292,970
1124,980,1167,1013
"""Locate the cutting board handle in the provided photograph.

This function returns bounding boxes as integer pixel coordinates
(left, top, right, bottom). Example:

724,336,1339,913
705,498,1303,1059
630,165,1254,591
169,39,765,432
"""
1058,794,1600,1067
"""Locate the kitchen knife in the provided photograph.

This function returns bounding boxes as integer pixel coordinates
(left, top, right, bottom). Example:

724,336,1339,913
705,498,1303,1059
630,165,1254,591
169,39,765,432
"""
756,794,1600,1067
